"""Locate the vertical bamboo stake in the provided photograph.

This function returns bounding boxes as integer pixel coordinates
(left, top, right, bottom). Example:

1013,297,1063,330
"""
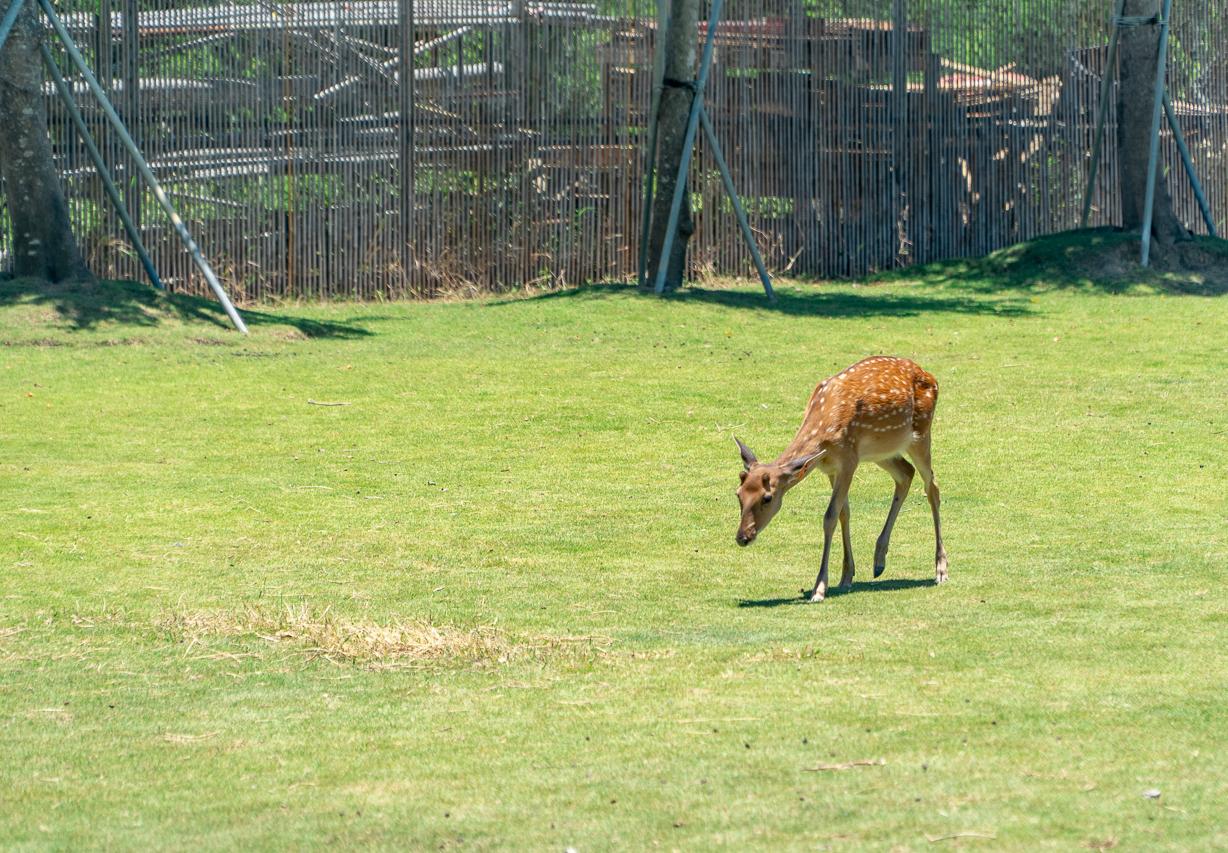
1081,0,1127,228
636,0,667,288
892,0,908,266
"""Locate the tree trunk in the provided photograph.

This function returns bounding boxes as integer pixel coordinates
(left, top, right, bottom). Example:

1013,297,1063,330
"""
0,3,91,282
643,0,700,293
1116,0,1186,250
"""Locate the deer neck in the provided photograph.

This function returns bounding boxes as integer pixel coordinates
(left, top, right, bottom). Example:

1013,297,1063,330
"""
773,400,835,485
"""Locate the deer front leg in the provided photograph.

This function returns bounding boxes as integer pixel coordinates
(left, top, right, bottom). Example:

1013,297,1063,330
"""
805,468,854,602
837,498,854,590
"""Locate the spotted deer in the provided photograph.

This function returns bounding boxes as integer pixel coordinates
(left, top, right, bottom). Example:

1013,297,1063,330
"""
733,356,947,602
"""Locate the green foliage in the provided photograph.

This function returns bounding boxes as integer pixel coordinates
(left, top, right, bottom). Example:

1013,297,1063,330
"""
1,260,1227,847
805,0,1225,87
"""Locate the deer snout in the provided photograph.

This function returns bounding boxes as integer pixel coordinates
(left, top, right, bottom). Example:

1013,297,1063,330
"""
736,529,755,547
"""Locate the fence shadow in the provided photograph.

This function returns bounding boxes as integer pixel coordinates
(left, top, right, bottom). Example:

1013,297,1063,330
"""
492,281,1029,318
737,578,938,608
0,277,372,338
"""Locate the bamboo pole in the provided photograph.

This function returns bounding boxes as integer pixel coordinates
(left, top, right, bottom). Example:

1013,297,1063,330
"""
1080,0,1127,228
636,0,667,289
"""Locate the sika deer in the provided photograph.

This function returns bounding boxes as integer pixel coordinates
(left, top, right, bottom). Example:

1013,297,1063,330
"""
733,356,947,602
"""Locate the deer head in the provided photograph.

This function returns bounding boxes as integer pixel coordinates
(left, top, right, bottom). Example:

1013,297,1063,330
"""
733,437,822,546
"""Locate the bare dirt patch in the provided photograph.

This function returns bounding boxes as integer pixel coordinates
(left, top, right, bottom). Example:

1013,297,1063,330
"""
156,604,606,670
1066,234,1228,294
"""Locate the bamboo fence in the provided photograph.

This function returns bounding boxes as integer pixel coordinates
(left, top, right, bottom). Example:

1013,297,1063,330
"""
4,0,1225,298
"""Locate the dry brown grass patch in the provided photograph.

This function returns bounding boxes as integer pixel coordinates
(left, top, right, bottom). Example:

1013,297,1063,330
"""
156,604,606,670
0,625,25,655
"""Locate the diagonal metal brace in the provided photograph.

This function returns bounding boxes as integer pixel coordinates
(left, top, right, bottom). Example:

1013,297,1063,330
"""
36,0,249,331
649,0,772,301
0,0,25,55
40,41,164,290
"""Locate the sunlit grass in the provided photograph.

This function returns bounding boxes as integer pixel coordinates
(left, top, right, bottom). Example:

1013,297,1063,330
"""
2,265,1226,848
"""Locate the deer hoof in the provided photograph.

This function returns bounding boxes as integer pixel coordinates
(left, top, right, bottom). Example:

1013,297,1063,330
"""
802,587,825,603
873,563,886,578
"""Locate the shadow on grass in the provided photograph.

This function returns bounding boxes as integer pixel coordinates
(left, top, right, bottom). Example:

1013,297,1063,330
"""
737,578,937,608
492,281,1028,318
0,277,372,338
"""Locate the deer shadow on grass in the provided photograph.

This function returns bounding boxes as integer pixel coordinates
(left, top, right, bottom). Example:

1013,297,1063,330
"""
737,578,938,608
0,276,373,338
492,281,1030,318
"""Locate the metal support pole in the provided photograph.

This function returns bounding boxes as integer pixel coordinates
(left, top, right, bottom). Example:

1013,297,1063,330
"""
36,0,249,333
636,0,667,289
0,0,25,55
653,0,723,295
1139,0,1174,267
1080,0,1127,229
1163,93,1217,237
699,107,773,300
40,42,163,290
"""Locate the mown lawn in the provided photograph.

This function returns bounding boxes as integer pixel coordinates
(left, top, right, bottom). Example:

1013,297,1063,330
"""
2,248,1226,849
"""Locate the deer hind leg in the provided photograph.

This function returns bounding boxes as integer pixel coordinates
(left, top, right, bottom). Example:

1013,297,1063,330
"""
873,456,915,579
805,467,855,603
907,433,948,583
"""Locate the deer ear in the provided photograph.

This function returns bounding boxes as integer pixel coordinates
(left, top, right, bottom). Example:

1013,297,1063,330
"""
785,450,824,478
734,436,758,470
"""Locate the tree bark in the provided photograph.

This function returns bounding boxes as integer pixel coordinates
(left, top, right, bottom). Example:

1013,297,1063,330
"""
0,2,91,282
643,0,700,293
1116,0,1186,250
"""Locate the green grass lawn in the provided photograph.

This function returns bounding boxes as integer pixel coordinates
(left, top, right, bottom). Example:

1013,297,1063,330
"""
2,242,1227,849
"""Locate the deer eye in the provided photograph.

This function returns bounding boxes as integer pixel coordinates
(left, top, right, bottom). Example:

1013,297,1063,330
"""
762,494,773,504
